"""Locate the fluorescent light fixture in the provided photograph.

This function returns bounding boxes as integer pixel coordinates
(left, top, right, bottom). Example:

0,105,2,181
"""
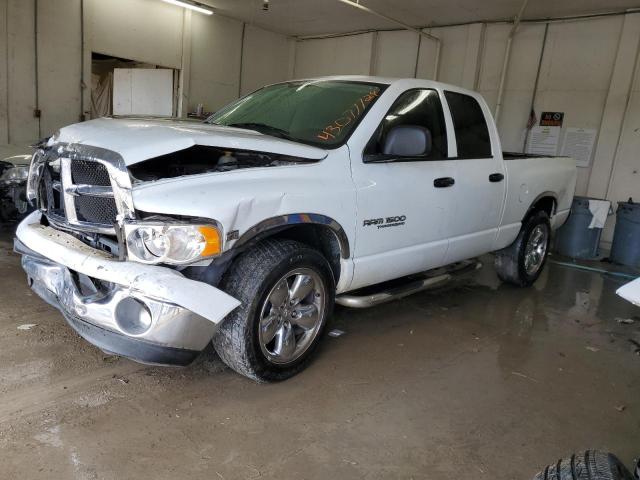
161,0,214,15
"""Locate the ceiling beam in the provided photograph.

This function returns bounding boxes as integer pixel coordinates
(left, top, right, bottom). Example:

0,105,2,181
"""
334,0,441,79
334,0,439,42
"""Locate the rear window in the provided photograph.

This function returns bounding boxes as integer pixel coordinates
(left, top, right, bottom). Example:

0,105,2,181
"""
444,91,492,158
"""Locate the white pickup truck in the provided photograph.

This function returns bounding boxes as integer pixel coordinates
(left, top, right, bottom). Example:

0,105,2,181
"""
15,76,576,382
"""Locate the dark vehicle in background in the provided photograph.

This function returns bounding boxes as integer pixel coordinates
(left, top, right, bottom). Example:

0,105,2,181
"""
0,147,32,224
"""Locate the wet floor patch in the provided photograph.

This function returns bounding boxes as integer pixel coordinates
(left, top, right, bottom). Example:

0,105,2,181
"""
0,234,639,479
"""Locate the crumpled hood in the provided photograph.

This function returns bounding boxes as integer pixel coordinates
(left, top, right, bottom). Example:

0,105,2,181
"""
55,117,328,166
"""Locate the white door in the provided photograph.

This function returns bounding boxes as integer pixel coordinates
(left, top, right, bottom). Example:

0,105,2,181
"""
113,68,174,116
441,90,506,263
349,88,457,290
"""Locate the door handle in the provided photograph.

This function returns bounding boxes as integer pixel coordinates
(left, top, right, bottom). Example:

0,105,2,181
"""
489,173,504,182
433,177,455,188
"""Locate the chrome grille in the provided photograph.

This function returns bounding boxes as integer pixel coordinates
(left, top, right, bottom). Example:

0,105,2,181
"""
71,160,111,186
33,144,135,234
70,159,119,224
75,195,119,224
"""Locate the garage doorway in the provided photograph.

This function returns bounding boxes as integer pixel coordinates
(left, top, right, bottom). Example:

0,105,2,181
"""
90,52,179,119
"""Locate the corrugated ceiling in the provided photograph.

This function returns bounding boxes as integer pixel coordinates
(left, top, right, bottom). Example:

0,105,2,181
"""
200,0,640,36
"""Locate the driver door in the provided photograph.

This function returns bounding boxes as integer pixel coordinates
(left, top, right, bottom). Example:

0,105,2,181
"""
349,88,457,290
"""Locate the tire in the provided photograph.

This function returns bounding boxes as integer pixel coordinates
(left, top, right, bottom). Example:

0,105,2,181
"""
533,450,635,480
212,238,335,382
495,209,551,287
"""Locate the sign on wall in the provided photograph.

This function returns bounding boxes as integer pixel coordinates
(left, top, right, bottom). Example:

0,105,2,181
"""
561,128,598,168
526,126,561,156
540,112,564,127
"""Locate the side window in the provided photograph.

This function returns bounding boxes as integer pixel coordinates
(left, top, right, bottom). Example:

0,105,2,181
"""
365,89,447,160
444,91,492,158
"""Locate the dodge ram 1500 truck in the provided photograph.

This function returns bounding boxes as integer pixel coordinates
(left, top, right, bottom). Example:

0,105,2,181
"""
15,76,577,382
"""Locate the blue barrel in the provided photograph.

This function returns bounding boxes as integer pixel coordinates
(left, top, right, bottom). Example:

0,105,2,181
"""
554,196,604,259
610,199,640,268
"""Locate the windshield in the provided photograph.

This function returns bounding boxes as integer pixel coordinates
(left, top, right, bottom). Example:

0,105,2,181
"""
206,80,387,148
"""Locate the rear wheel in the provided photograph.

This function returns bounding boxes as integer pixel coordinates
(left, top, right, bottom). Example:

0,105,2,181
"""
212,239,334,382
495,209,551,287
533,450,634,480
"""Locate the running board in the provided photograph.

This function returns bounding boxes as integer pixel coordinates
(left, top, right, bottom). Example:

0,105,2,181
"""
336,260,482,309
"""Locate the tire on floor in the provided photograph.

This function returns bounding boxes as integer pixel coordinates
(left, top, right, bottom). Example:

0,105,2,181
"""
533,450,635,480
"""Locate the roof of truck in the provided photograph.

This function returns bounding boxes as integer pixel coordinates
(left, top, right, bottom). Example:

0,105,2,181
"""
284,75,479,96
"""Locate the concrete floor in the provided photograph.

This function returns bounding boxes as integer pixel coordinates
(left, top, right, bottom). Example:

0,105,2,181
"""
0,232,639,480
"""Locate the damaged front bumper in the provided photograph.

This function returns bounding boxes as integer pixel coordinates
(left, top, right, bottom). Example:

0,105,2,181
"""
15,212,240,366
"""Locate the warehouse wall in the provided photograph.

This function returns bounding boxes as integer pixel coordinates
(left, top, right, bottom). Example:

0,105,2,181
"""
240,25,295,95
293,12,640,247
88,0,184,69
0,0,39,144
1,2,638,248
38,0,83,142
0,0,293,144
188,12,243,113
294,33,375,78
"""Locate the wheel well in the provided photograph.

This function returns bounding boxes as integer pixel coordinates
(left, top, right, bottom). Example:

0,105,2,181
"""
266,224,343,283
529,196,556,219
187,223,345,288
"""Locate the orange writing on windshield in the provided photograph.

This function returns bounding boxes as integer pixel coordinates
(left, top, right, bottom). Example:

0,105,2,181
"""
316,88,381,141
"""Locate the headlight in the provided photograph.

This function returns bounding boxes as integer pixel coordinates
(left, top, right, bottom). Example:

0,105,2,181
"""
0,165,29,185
125,223,222,265
26,150,46,201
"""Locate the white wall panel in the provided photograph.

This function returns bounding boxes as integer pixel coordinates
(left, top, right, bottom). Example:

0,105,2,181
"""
608,73,640,206
0,0,8,144
417,24,482,89
87,0,183,69
37,0,82,138
373,30,419,78
598,15,640,245
533,16,622,195
6,0,38,144
588,14,640,203
241,25,293,95
415,29,438,80
482,24,547,152
294,33,374,78
188,13,243,113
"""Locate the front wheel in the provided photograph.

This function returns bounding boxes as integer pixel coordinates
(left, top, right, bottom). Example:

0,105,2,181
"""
495,210,551,287
212,239,335,382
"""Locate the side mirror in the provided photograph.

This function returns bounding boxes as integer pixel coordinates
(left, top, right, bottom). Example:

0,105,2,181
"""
382,125,432,157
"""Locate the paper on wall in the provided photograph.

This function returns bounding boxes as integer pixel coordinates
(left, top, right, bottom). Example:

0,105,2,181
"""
561,127,597,167
526,126,560,156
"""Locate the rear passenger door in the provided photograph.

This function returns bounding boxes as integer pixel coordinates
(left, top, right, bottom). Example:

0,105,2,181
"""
442,90,506,264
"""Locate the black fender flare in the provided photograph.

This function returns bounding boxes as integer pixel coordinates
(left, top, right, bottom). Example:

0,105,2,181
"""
525,191,558,219
234,213,350,259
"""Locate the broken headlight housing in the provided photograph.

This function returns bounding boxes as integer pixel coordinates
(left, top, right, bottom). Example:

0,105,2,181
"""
124,223,221,265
